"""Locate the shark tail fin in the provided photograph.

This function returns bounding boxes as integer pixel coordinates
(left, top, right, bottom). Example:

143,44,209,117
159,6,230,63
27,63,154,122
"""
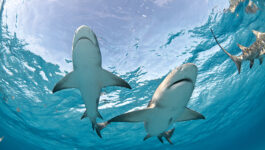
210,28,242,74
95,122,109,138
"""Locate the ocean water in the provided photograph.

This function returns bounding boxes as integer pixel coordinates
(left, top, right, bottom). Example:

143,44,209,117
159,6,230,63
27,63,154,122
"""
0,0,265,149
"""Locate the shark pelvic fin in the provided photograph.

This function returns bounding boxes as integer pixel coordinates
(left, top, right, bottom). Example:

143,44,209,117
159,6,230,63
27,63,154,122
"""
81,110,102,120
176,107,205,122
52,71,78,93
210,28,242,74
143,134,151,141
92,122,95,131
101,69,131,89
250,59,254,68
97,111,103,120
81,110,87,120
259,58,263,65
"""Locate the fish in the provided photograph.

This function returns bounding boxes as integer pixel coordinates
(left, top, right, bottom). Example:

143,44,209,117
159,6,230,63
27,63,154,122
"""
52,25,131,136
96,63,205,144
211,28,265,74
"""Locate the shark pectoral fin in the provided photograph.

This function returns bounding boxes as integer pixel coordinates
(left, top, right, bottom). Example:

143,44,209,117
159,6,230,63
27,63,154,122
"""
250,59,254,69
252,30,260,39
52,71,78,93
109,108,154,123
101,69,131,89
176,107,205,122
259,58,263,65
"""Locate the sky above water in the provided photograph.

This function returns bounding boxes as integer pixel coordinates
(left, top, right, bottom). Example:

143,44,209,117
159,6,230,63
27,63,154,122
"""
3,0,228,73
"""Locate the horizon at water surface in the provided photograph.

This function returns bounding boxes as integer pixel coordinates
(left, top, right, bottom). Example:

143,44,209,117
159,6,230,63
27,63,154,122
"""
0,0,265,149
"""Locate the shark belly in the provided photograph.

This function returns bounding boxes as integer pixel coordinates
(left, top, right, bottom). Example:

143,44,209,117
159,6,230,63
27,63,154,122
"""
155,81,194,108
76,68,101,121
144,108,183,136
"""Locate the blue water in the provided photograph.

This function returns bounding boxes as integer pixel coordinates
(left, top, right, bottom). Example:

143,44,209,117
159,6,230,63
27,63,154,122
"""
0,0,265,149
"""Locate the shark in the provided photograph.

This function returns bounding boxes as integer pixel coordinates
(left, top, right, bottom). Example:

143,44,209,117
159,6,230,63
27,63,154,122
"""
245,0,258,13
96,63,205,144
211,29,265,74
228,0,258,14
229,0,245,13
52,25,131,134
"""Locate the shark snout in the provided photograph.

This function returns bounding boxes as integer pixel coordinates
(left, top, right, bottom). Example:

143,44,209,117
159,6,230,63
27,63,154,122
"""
180,63,197,83
73,25,98,48
169,63,198,86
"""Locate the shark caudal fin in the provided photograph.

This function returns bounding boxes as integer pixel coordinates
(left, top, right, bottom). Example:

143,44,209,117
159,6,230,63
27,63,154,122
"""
210,29,242,74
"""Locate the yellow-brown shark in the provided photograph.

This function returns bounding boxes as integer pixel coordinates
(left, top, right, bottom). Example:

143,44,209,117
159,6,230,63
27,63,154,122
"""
245,0,258,13
211,29,265,74
228,0,258,14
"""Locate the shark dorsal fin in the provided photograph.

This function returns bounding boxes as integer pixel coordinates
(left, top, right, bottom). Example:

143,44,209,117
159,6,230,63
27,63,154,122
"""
237,43,248,54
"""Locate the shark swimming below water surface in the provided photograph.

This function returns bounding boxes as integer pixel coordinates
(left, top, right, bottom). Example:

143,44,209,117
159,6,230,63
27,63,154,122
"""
211,29,265,74
228,0,258,14
52,25,131,134
96,63,205,144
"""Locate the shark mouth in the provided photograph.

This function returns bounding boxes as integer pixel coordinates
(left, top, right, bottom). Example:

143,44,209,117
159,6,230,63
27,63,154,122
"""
73,36,95,49
169,78,193,88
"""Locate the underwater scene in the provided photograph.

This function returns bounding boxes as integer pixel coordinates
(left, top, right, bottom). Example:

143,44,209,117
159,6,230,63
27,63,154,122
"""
0,0,265,149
